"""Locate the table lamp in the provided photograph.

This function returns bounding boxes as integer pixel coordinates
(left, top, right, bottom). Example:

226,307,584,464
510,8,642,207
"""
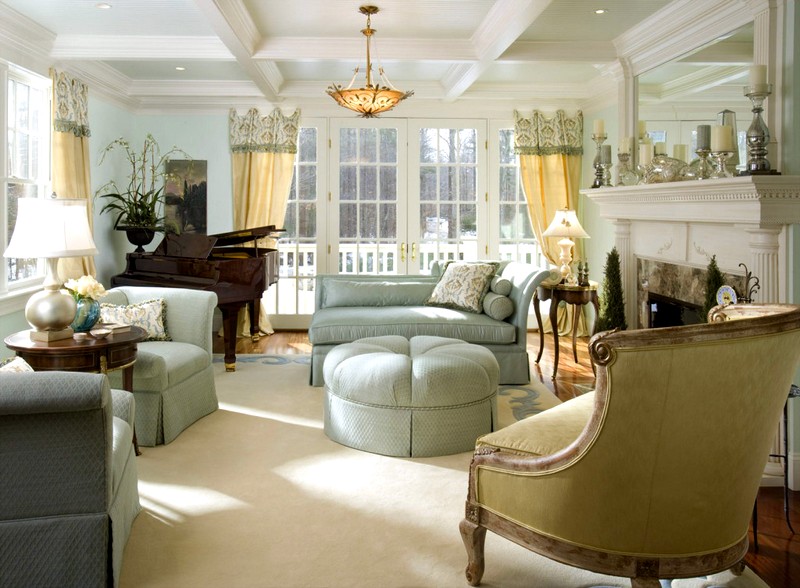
4,197,98,341
542,209,589,285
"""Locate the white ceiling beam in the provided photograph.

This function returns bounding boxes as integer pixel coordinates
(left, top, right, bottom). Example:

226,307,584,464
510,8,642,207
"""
641,65,747,102
51,35,233,61
499,41,617,63
254,37,477,62
442,0,554,101
192,0,281,102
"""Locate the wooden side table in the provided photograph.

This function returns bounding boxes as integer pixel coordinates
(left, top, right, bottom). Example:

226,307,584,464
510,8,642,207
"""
533,282,599,379
5,326,147,454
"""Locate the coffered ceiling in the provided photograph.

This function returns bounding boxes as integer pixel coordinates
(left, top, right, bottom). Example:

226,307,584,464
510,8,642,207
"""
0,0,752,114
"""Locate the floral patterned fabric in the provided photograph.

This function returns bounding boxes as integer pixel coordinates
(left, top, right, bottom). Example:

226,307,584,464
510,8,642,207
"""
229,108,300,154
513,110,583,156
52,69,90,138
0,356,34,373
100,298,170,341
425,262,498,314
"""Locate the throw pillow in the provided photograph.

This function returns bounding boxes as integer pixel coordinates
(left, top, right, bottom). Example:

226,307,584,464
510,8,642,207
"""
490,276,512,296
100,298,171,341
0,356,33,373
483,292,514,321
425,261,498,313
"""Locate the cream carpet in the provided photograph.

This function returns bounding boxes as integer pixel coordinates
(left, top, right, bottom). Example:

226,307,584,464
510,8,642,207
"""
120,355,767,588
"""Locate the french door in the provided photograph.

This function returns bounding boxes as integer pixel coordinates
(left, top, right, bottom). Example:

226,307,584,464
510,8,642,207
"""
329,118,488,276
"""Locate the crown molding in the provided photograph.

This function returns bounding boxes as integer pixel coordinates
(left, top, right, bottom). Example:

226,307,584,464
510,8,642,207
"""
65,61,139,111
499,41,617,63
51,35,232,60
614,0,758,76
0,4,55,75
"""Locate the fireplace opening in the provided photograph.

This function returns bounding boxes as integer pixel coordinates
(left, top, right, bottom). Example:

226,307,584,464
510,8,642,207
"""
648,292,704,328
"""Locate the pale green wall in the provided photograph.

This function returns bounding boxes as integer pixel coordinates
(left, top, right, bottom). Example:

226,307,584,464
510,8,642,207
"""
580,106,618,292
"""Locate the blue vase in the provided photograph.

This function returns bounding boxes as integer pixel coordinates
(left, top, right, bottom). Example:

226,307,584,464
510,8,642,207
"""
71,298,101,333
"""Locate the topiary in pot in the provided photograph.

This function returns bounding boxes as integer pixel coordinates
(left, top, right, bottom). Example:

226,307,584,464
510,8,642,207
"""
597,246,627,332
702,255,726,321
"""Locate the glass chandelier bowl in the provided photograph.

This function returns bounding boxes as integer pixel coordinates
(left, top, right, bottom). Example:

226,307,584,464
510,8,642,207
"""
326,5,413,118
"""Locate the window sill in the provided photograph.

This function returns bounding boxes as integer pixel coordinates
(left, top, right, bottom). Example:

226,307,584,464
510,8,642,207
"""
0,286,38,316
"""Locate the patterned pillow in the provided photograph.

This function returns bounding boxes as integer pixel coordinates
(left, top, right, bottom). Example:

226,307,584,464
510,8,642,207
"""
425,261,498,313
100,298,171,341
0,356,34,373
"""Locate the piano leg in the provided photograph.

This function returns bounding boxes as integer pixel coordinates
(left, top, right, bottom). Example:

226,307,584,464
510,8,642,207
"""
218,304,240,372
248,298,261,343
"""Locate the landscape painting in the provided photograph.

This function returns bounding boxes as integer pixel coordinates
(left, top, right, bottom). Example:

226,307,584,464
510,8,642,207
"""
164,160,207,235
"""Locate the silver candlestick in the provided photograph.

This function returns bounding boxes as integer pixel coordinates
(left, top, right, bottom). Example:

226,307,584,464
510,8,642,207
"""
709,151,735,179
743,84,778,174
591,133,607,188
616,152,638,186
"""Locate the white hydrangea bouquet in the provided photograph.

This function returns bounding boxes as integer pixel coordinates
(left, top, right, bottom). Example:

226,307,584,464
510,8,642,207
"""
64,275,107,302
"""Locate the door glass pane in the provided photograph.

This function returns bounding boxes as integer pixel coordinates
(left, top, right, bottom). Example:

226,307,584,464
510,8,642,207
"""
269,127,319,318
337,124,400,275
6,182,39,283
340,128,357,162
417,126,479,271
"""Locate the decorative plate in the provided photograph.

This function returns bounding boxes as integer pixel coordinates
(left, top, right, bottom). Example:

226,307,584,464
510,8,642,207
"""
716,285,737,305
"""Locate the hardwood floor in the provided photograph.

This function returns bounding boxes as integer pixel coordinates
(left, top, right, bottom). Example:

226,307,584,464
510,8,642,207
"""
216,329,799,588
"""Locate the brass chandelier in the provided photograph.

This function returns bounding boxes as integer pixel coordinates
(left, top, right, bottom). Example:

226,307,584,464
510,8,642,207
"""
326,5,413,118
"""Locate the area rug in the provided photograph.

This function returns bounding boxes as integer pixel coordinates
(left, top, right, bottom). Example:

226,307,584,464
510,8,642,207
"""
119,355,767,588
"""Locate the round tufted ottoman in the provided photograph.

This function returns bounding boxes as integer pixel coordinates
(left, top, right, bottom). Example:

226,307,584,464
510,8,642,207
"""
323,335,499,457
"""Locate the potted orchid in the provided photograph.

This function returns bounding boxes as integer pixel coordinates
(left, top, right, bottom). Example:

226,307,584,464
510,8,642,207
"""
64,275,107,333
96,134,190,251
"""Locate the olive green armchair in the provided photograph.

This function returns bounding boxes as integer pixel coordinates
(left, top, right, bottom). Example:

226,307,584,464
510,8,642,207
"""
460,303,800,587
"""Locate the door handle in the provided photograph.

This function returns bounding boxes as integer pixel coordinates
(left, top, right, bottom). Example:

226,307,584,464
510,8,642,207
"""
400,242,406,263
411,242,417,261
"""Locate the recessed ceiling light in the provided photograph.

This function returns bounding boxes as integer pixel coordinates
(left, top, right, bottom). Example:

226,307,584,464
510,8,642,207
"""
95,2,112,9
175,66,186,71
595,8,608,14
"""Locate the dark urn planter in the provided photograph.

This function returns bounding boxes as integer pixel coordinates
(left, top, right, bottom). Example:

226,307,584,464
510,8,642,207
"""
119,226,156,253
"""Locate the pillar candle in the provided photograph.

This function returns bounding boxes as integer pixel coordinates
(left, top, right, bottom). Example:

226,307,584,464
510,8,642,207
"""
593,119,605,135
749,64,767,86
696,125,711,151
638,120,647,140
639,142,653,166
618,137,632,154
711,125,734,152
673,144,688,162
654,142,667,156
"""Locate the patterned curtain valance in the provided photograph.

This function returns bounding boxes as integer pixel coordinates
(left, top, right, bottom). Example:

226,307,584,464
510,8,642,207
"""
51,69,90,138
514,110,583,156
229,108,300,154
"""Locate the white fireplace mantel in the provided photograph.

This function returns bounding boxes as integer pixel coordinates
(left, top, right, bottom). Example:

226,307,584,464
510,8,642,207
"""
582,176,800,329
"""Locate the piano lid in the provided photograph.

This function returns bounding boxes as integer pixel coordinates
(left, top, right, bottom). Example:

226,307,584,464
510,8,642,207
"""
151,225,285,259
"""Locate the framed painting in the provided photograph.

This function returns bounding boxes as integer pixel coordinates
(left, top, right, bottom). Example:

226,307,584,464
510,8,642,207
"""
164,160,207,234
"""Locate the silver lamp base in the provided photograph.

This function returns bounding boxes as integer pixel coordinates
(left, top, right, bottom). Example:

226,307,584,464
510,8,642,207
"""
25,287,77,340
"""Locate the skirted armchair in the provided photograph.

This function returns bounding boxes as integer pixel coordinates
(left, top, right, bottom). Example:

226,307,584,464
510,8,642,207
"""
102,286,218,446
460,303,800,587
0,371,141,587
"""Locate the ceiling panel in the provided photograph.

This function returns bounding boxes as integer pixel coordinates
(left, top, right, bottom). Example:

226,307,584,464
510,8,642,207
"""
108,60,249,81
2,0,213,36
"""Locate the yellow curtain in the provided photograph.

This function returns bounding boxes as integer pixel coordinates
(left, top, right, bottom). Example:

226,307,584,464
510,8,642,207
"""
51,69,96,279
229,107,300,335
514,109,588,336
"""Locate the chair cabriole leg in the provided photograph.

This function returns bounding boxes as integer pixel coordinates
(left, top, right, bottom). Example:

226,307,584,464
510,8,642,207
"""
459,517,486,586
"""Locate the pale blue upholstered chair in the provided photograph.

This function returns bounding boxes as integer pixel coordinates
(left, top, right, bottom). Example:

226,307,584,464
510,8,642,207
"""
0,371,141,587
103,286,218,446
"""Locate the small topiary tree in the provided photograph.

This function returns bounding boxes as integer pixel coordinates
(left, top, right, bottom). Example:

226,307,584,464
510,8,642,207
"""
597,247,627,332
702,255,726,321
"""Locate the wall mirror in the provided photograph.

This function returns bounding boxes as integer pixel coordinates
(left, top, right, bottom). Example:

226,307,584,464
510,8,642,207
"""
637,22,753,166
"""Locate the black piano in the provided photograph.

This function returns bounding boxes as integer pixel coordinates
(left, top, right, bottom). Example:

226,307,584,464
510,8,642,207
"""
111,225,282,371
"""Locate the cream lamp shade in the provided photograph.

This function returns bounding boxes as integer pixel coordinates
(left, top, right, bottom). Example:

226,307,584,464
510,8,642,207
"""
542,209,589,284
4,197,98,339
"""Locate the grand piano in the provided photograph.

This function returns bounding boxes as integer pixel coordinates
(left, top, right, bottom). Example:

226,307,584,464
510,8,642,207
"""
111,225,282,372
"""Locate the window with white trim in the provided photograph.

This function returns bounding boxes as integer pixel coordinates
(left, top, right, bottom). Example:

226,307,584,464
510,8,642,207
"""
1,63,51,295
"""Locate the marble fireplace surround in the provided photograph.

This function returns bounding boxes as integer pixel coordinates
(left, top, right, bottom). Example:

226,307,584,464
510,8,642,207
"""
583,175,800,331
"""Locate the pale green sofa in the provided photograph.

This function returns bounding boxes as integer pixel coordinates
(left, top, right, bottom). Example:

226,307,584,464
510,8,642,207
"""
309,261,551,387
103,286,218,446
0,371,141,587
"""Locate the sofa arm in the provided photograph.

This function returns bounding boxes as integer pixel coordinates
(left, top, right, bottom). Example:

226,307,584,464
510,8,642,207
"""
500,263,553,344
0,372,113,519
110,388,136,430
106,286,217,355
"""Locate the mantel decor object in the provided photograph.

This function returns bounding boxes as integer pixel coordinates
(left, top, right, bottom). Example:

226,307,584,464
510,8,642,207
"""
743,84,779,175
591,132,608,188
738,263,760,303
